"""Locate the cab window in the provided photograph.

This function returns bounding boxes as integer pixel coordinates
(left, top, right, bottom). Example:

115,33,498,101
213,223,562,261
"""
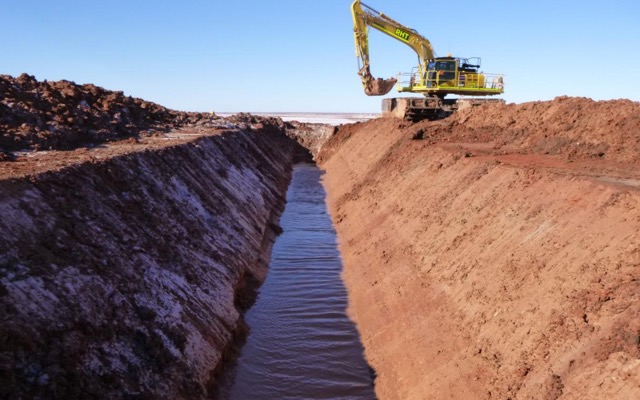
435,61,455,71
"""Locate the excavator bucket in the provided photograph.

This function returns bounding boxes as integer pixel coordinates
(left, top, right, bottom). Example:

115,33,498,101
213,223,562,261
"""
365,77,397,96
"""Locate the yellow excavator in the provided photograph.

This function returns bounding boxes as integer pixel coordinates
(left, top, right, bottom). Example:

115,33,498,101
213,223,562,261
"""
351,0,504,120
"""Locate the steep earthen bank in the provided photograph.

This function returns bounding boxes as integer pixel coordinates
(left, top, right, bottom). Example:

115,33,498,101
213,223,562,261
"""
0,124,301,399
319,98,640,399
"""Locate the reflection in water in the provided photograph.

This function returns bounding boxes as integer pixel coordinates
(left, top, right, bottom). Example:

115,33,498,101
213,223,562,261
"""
228,163,376,399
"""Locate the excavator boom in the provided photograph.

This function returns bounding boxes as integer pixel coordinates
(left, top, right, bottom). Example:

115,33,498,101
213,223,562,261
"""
351,1,395,95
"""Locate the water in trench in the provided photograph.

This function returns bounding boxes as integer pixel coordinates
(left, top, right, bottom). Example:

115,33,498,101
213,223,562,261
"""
228,163,376,399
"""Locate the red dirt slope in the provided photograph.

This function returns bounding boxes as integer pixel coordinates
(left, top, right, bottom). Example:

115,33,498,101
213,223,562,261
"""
413,96,640,163
319,97,640,400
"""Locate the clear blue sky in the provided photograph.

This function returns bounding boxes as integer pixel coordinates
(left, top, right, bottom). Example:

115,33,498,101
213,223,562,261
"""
2,0,639,113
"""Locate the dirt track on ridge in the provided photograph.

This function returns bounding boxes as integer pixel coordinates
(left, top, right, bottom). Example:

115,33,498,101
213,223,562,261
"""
319,97,640,399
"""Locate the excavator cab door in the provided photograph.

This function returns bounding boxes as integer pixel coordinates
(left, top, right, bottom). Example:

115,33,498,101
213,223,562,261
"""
426,61,436,87
434,59,457,86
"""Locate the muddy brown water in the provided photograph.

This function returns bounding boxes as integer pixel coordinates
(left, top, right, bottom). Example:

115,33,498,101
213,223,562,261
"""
227,163,376,399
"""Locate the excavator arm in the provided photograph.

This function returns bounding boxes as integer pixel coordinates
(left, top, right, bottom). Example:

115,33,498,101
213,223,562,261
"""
351,0,436,96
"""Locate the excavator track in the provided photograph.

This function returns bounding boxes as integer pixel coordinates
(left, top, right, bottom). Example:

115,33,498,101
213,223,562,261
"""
382,97,505,122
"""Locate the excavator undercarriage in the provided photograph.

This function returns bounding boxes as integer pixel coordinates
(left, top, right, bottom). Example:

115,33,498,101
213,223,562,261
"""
382,97,506,122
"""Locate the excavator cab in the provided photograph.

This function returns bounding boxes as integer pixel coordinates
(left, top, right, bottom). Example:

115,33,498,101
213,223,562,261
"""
419,56,495,96
426,58,457,88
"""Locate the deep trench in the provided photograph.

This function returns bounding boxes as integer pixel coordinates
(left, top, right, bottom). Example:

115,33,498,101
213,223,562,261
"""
222,163,376,399
0,125,377,399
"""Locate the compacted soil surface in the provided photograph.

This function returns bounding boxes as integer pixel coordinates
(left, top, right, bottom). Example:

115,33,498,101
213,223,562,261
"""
319,97,640,400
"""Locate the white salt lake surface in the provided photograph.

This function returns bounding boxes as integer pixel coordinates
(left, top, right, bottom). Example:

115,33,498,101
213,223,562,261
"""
218,112,377,126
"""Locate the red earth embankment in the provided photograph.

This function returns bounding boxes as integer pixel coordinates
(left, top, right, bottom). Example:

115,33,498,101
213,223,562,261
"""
319,97,640,399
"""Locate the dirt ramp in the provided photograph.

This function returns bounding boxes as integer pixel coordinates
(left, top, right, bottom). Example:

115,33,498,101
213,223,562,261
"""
319,99,640,399
0,127,295,399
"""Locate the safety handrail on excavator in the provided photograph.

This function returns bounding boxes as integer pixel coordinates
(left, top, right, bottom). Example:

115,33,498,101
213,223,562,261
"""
396,69,504,92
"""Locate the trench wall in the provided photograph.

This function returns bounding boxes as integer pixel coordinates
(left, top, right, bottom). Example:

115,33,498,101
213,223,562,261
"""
0,128,297,399
320,118,640,400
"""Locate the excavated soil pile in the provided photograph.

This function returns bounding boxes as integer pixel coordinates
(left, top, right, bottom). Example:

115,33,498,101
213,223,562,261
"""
414,96,640,163
0,73,217,153
319,97,640,400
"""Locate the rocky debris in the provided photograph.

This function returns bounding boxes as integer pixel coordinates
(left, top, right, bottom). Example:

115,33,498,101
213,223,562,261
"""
285,121,337,160
225,112,287,133
0,73,220,152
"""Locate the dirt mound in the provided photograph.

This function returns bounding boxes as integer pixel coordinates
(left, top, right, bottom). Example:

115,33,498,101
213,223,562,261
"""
407,96,640,163
319,98,640,399
0,73,218,152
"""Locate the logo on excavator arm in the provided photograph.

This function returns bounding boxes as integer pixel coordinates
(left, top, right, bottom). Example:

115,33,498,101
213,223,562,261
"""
394,28,410,41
